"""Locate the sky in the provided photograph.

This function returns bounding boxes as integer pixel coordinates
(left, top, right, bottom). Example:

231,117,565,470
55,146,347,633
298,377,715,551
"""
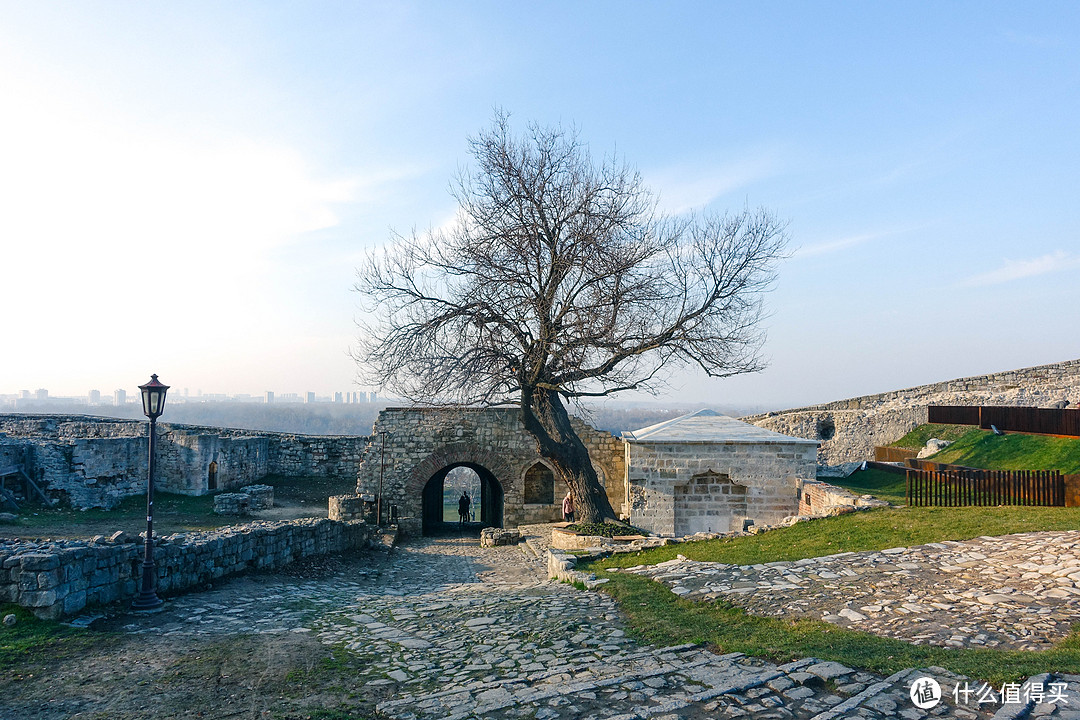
1,1,1078,410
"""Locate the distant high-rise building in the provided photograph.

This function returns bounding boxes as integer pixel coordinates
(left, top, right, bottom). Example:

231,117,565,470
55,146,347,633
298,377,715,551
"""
88,389,101,405
19,390,30,400
114,389,127,406
35,388,48,401
334,392,343,403
265,391,274,404
306,391,315,404
370,391,377,402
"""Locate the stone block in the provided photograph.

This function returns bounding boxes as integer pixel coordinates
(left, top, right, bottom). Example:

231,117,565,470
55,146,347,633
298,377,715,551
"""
240,484,274,510
213,493,251,515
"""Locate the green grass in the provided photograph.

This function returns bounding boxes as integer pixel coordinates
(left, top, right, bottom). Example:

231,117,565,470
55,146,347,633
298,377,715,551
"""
890,423,973,450
4,474,356,539
830,468,907,504
596,571,1080,685
11,491,222,536
0,604,114,675
928,429,1080,474
887,423,1080,473
593,504,1080,569
584,504,1080,683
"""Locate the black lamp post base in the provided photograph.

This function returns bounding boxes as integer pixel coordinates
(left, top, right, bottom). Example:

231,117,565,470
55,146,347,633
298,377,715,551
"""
131,593,164,612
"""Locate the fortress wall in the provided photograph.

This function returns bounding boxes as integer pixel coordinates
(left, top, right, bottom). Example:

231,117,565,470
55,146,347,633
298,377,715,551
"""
0,415,366,509
745,359,1080,466
0,517,379,619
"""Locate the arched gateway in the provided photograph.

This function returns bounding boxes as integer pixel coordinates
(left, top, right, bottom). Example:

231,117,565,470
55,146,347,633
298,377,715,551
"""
354,408,626,537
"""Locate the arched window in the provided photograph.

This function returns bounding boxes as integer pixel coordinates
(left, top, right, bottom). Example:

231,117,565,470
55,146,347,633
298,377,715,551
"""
524,462,554,504
208,461,218,490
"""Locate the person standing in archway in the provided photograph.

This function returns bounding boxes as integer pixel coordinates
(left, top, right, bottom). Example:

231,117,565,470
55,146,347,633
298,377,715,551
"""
562,490,575,524
458,491,471,527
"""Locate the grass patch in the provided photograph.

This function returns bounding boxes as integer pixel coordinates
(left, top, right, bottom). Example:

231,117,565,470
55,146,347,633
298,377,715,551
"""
928,430,1080,474
597,571,1080,685
9,491,221,537
890,423,973,450
0,604,115,675
566,522,647,538
585,504,1080,683
830,468,907,504
4,475,357,540
589,505,1080,568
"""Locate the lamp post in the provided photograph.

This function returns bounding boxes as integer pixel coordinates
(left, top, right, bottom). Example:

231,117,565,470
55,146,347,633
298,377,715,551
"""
132,373,169,611
377,430,390,526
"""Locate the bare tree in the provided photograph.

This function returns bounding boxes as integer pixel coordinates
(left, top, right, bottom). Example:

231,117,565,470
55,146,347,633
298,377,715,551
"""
354,113,787,524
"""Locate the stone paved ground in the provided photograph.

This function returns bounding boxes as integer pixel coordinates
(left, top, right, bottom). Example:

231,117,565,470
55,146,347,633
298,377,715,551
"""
86,529,1080,719
618,530,1080,651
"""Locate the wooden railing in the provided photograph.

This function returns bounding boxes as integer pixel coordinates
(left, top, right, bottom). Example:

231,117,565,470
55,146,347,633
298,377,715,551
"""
906,467,1065,507
928,405,1080,437
874,446,921,463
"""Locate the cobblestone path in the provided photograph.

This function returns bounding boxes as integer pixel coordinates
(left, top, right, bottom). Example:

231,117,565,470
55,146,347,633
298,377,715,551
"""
619,531,1080,651
105,533,1080,719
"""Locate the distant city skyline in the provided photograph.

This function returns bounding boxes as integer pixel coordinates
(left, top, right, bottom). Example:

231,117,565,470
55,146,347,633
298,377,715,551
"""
0,386,379,409
2,3,1078,409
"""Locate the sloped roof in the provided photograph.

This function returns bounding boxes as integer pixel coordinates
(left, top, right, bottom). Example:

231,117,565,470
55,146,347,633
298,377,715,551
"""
622,409,818,445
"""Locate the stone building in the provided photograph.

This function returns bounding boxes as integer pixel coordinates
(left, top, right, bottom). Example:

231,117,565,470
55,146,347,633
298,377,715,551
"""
354,408,625,537
353,407,817,539
623,410,818,537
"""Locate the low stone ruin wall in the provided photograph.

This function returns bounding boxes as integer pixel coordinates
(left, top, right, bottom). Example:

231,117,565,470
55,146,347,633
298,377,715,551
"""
0,414,369,510
213,484,275,515
798,478,889,516
0,517,380,619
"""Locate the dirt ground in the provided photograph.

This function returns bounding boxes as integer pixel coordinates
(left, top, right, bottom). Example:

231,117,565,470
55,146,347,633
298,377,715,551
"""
0,553,389,720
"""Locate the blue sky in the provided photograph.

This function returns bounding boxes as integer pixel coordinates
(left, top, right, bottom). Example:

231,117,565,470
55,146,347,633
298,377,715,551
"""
2,2,1078,409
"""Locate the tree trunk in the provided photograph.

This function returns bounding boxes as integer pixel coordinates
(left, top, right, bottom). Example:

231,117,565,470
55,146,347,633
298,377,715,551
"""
520,386,618,524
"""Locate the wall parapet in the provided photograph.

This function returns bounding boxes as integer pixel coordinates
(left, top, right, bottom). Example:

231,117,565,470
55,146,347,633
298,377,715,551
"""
745,358,1080,466
0,517,380,619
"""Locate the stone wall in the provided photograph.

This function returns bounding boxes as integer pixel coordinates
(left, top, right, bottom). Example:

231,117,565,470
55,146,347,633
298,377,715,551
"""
355,408,626,533
745,358,1080,466
627,439,818,537
0,414,368,509
798,478,889,516
0,517,379,619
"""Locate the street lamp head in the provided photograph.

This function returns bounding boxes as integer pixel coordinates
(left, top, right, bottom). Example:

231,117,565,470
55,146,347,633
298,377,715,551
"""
139,374,170,420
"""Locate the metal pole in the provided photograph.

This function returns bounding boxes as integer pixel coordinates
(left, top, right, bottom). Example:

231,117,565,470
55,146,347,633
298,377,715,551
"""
132,415,163,610
377,431,386,526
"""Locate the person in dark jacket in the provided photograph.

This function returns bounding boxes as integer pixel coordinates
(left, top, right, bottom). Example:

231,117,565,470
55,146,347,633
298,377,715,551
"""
458,492,471,527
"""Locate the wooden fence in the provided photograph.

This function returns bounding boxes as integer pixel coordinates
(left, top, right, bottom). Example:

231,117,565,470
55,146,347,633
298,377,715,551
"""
906,467,1065,507
874,445,921,463
928,405,1080,437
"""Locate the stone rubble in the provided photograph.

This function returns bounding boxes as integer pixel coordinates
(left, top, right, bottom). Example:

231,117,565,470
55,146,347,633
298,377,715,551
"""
93,530,1080,719
619,530,1080,651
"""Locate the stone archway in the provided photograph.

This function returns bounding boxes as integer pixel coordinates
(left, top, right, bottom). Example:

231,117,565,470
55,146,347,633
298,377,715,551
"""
420,462,504,535
409,444,511,536
355,408,628,536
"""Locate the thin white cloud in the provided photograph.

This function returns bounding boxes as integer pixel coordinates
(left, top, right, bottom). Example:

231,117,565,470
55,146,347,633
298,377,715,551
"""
960,250,1080,287
648,151,782,215
796,232,882,258
1002,30,1061,49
